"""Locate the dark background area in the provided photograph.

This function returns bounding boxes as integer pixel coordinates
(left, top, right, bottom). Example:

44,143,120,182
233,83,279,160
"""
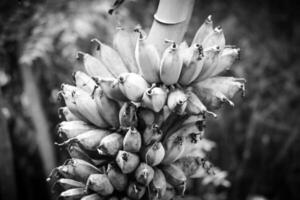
0,0,299,200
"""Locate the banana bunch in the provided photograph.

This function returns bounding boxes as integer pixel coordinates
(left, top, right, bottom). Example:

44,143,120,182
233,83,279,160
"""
49,15,244,200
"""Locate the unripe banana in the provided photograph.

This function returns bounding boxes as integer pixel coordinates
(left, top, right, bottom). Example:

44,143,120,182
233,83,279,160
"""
141,85,168,112
98,133,123,156
94,87,120,128
202,26,226,50
119,102,138,128
67,143,94,164
126,182,146,200
113,27,139,73
53,178,85,192
137,107,156,127
77,51,114,78
142,142,165,166
179,43,204,86
159,40,183,85
192,15,214,45
107,164,128,192
93,77,128,101
149,168,167,199
91,38,129,77
59,187,86,200
73,89,109,128
81,193,104,200
135,31,160,83
73,71,97,94
162,135,186,164
58,107,81,121
134,162,154,186
117,73,149,102
167,89,187,115
86,174,114,196
57,121,95,139
115,150,140,174
160,182,176,200
143,124,163,145
123,127,142,153
55,129,110,151
161,164,187,195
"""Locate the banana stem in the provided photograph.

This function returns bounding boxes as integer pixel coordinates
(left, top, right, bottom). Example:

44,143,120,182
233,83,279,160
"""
147,0,195,54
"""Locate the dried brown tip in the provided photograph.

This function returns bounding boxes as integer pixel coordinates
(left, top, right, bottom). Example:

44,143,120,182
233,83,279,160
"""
90,38,102,51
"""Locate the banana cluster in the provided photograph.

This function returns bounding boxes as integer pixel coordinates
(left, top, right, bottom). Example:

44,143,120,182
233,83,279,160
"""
49,15,244,200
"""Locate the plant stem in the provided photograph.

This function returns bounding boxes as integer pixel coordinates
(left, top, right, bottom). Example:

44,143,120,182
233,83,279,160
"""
147,0,195,54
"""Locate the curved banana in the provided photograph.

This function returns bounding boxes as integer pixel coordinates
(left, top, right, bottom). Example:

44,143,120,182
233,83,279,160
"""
126,181,146,200
72,71,97,94
119,102,138,128
162,135,186,164
57,121,95,139
115,150,140,174
142,142,165,166
123,127,142,153
143,124,163,145
59,188,86,200
134,162,154,186
202,26,226,50
58,107,81,121
192,15,214,45
149,168,167,199
167,89,187,115
98,133,123,156
107,163,128,192
86,174,114,196
141,84,168,112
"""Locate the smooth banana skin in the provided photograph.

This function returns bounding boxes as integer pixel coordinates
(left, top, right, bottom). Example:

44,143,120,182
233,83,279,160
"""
162,135,186,165
123,127,142,153
94,87,120,128
167,89,187,115
113,27,140,73
134,162,154,186
143,124,163,145
73,88,110,128
159,41,183,85
98,133,123,156
107,164,128,192
116,150,140,174
117,73,149,102
81,193,104,200
119,102,138,128
135,32,161,83
57,121,95,139
73,71,97,94
192,15,214,45
58,107,81,121
91,38,129,77
202,26,226,50
141,85,168,112
86,174,114,196
179,43,204,86
149,168,167,200
55,129,110,151
52,178,85,193
161,164,187,195
93,77,128,101
126,182,146,200
77,51,114,78
142,142,165,166
59,187,86,200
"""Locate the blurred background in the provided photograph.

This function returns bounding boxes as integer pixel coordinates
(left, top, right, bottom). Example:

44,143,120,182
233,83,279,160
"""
0,0,299,200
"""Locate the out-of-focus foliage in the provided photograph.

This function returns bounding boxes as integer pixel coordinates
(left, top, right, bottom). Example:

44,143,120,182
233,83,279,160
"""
0,0,299,200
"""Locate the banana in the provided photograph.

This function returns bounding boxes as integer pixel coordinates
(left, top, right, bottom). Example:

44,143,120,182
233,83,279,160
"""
52,178,85,192
81,193,104,200
149,168,167,199
142,142,165,166
134,162,154,186
67,143,94,164
159,40,183,85
117,73,149,102
113,27,140,73
77,51,114,78
141,84,168,112
137,107,156,127
202,26,226,50
126,181,146,200
98,133,123,156
55,129,110,151
143,124,163,145
115,150,140,174
73,71,97,94
58,107,81,121
192,15,214,45
59,187,86,200
57,121,95,139
107,163,128,192
86,174,114,196
135,30,161,83
161,164,187,194
93,77,128,101
179,137,215,160
123,127,142,153
94,87,120,128
119,102,138,128
162,135,186,164
91,38,129,77
72,88,110,128
179,43,204,86
160,182,176,200
167,89,187,115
